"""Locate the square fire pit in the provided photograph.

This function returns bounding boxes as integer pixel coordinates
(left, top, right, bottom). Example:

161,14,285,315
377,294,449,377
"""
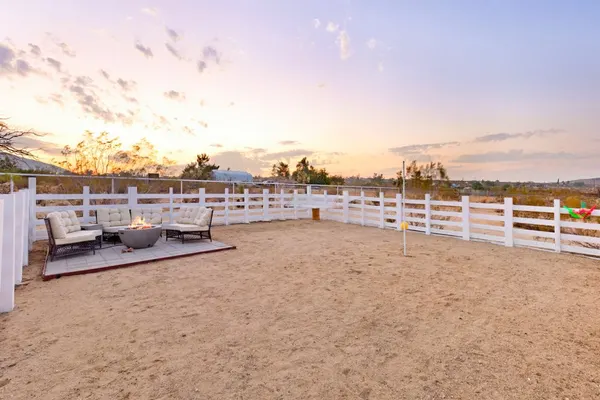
118,225,162,249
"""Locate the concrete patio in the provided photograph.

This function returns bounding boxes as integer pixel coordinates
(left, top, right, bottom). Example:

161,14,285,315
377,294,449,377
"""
42,238,236,280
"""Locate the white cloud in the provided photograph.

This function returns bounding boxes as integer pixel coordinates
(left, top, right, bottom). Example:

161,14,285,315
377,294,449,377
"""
313,19,321,29
378,61,384,72
326,22,339,32
336,30,351,60
141,7,158,16
367,38,377,49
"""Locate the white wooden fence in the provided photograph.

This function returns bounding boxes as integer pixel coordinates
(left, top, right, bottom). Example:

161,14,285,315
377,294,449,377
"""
0,190,31,313
28,177,600,258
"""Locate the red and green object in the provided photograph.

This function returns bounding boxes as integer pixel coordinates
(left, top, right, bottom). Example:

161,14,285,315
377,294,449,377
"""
563,204,597,219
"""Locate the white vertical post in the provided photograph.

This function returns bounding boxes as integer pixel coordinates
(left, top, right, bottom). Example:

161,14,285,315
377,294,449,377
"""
402,160,407,256
262,189,269,221
224,188,230,225
9,175,14,193
0,195,15,313
199,188,206,207
82,186,90,223
111,178,115,194
13,192,24,285
504,197,514,247
361,191,366,226
322,190,328,220
293,190,298,219
243,189,250,223
379,192,385,228
280,189,285,220
128,186,138,208
22,190,29,266
396,193,402,230
307,185,312,204
28,177,36,248
554,199,561,252
461,195,470,241
0,199,3,287
168,187,174,223
425,194,432,235
343,191,349,223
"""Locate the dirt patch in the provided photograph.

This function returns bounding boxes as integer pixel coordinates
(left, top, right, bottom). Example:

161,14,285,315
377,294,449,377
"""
1,220,600,399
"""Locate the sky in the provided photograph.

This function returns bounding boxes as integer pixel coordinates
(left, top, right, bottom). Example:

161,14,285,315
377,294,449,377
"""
1,0,599,182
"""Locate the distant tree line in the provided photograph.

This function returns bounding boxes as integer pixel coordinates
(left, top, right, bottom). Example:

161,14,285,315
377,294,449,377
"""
270,157,345,185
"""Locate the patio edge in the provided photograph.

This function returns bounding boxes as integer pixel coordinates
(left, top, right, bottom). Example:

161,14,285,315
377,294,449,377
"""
41,244,236,281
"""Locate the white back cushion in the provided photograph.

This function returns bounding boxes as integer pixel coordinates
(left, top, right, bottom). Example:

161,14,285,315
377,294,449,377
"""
131,208,163,224
47,210,81,239
96,208,131,228
176,206,200,224
193,208,212,227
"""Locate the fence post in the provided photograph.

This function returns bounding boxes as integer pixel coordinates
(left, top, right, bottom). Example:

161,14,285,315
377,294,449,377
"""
425,193,431,235
82,186,90,223
361,191,366,226
0,199,3,287
243,188,250,223
280,189,285,220
504,197,514,247
9,175,13,193
554,199,561,252
13,192,24,285
168,187,174,223
307,185,312,205
224,188,230,225
111,178,115,195
128,186,138,208
461,195,470,241
262,189,269,221
28,177,36,247
322,190,328,221
199,188,206,207
379,192,385,228
22,190,29,266
0,195,15,313
396,193,402,230
293,189,298,219
343,191,349,223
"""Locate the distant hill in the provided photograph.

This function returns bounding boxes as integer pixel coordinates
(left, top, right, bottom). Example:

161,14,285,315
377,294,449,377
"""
0,153,69,174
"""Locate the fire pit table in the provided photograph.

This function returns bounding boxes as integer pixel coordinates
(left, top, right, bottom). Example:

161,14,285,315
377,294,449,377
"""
118,225,162,249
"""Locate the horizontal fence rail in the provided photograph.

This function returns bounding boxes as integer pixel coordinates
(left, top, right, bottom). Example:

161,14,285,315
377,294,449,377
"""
27,177,600,259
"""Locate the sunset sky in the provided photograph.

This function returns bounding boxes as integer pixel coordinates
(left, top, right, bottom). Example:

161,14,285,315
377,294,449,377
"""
1,0,599,181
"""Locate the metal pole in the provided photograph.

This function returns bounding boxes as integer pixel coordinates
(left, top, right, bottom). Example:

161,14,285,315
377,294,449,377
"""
402,160,407,257
10,174,14,193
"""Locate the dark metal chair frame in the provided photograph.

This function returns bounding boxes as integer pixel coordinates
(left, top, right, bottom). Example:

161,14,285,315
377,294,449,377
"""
44,218,97,262
165,208,213,244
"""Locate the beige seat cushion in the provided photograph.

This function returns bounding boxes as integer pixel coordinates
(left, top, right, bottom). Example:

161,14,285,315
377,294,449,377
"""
131,208,163,225
96,208,131,229
47,210,81,239
193,207,212,227
175,207,201,224
54,230,97,245
162,223,209,232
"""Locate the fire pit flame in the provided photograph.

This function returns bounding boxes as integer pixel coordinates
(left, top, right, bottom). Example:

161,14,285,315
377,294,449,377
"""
129,216,152,230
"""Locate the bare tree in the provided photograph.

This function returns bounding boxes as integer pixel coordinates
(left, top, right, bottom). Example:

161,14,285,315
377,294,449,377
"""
0,118,43,159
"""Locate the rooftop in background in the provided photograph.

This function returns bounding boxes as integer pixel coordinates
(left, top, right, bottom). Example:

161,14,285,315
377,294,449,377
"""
210,170,253,182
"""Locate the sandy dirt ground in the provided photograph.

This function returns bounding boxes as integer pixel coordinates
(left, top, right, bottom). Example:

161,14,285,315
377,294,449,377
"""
2,220,600,399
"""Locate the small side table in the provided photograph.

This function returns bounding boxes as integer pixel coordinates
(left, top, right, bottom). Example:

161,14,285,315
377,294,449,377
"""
81,223,103,249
